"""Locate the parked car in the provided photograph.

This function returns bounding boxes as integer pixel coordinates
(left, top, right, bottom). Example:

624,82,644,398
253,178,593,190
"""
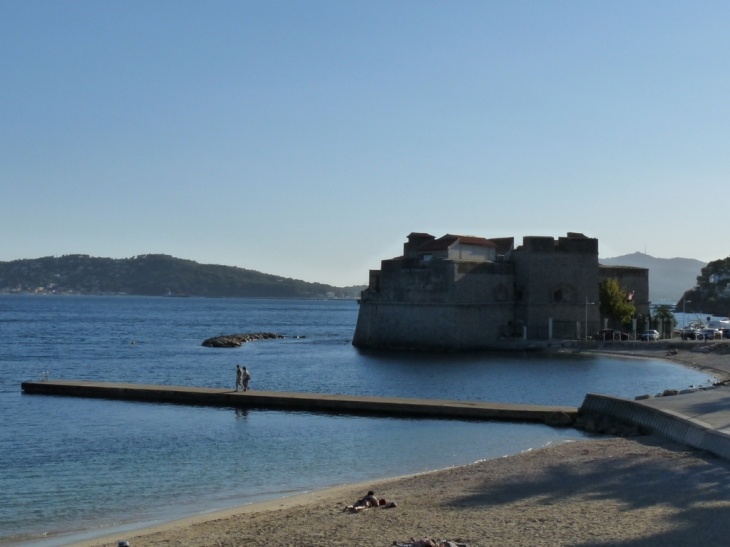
723,328,730,339
681,328,702,340
640,330,660,341
598,329,629,341
700,328,722,340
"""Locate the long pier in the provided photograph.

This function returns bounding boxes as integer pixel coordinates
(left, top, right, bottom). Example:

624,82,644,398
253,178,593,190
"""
21,380,577,424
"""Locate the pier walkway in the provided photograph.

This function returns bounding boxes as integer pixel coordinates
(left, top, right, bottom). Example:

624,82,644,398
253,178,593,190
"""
582,386,730,460
24,381,730,459
21,380,577,424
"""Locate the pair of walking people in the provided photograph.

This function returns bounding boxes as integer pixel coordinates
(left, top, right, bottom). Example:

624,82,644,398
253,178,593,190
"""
235,364,251,392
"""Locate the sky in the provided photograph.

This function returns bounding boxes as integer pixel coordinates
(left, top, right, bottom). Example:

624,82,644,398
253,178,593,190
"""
1,1,729,286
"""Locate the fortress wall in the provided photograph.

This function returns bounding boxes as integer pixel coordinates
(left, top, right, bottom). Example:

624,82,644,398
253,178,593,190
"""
352,301,513,350
453,303,515,345
354,232,649,348
512,236,600,338
489,237,515,257
403,233,435,259
453,261,515,304
557,235,599,253
377,259,454,304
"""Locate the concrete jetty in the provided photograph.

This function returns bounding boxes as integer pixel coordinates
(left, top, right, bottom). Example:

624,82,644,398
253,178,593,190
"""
581,386,730,460
20,380,577,424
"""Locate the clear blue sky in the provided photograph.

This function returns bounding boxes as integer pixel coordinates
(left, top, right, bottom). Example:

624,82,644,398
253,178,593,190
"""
1,1,728,286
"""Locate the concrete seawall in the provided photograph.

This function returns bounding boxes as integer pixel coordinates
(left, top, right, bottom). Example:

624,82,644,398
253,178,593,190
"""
581,391,730,460
21,380,578,424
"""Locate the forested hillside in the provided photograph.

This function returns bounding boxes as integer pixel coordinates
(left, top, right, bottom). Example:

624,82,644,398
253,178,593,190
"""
677,256,730,316
0,254,365,298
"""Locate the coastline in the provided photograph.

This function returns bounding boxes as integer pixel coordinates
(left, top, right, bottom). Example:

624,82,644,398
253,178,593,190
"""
65,436,730,547
46,344,730,547
573,340,730,383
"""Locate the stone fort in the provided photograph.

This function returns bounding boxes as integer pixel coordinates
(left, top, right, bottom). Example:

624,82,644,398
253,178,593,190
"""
352,232,649,350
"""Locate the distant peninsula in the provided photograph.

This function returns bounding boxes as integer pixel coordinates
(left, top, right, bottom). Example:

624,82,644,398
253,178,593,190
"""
0,254,365,298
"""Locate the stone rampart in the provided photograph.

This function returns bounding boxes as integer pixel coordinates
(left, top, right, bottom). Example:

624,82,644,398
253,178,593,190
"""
354,232,649,350
352,300,514,350
512,235,599,338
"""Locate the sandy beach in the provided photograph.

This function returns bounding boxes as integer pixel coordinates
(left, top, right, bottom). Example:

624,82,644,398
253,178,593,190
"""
70,436,730,547
68,342,730,547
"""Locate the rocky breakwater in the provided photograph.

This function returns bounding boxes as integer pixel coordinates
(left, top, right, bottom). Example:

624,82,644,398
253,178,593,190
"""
202,333,285,348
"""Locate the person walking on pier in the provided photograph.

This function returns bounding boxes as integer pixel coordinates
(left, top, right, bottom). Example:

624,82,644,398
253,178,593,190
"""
242,366,251,391
235,365,244,392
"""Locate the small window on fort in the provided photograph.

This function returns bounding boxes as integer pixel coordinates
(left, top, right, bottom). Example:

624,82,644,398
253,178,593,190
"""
421,254,432,261
553,289,563,302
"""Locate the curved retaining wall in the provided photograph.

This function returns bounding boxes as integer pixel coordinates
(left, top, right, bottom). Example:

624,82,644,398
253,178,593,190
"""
581,393,730,460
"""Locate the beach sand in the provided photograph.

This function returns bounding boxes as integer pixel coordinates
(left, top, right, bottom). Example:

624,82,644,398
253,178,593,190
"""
69,343,730,547
70,436,730,547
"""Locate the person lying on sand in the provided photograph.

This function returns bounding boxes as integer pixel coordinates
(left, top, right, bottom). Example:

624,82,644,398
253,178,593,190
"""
344,490,396,512
344,490,378,512
393,539,466,547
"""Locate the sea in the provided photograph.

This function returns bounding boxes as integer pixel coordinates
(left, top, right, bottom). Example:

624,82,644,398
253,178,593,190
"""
0,295,716,547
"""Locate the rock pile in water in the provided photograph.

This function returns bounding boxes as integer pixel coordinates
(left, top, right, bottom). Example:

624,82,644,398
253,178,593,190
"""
202,333,285,348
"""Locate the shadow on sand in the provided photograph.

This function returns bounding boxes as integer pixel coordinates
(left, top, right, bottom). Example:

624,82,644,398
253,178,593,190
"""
448,437,730,546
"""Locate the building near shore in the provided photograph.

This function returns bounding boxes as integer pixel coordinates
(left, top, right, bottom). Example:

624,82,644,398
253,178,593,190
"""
353,232,649,350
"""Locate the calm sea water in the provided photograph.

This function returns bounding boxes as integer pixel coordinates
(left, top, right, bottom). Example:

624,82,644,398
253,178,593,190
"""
0,295,715,547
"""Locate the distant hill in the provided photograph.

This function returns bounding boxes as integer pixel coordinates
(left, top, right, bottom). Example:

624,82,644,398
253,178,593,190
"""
599,252,706,303
0,254,366,299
